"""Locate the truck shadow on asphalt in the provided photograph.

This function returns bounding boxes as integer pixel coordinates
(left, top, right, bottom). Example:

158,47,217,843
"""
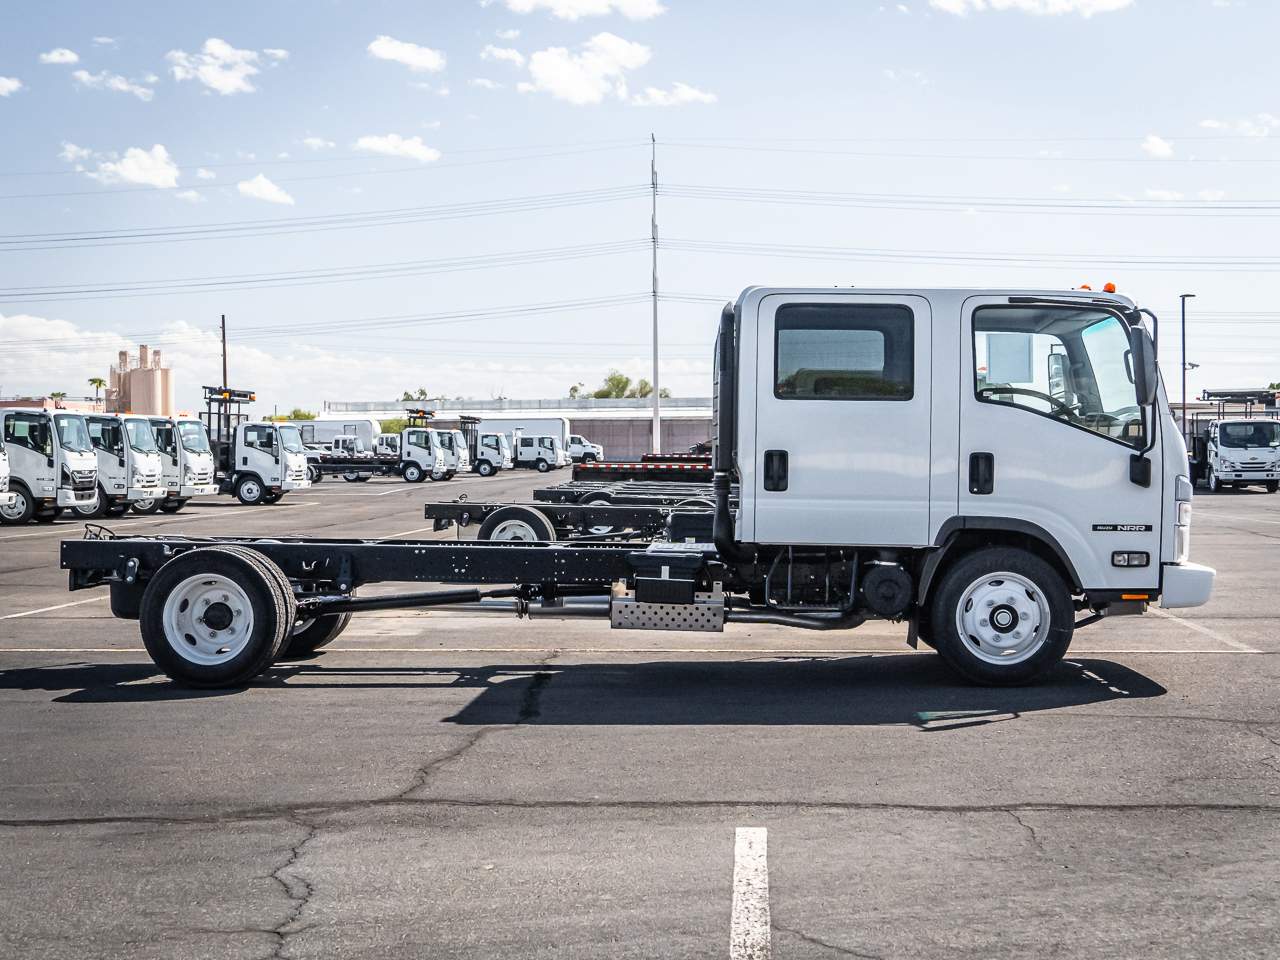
0,655,1165,729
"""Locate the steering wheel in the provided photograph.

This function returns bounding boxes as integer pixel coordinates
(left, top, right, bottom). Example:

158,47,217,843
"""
979,386,1080,420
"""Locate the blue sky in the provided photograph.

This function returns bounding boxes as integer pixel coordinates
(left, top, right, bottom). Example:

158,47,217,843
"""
1,0,1278,414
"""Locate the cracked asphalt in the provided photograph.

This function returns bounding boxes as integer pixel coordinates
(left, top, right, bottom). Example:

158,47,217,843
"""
1,473,1277,959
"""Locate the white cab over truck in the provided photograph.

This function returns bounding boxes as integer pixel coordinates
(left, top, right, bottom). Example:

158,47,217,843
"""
73,414,163,519
568,433,604,462
476,417,585,464
458,418,512,477
132,417,219,514
0,409,99,524
1194,417,1280,493
512,434,568,472
215,422,312,505
438,429,471,476
399,426,448,483
63,286,1215,689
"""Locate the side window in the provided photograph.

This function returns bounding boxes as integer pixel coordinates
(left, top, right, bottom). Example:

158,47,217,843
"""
520,438,533,449
973,306,1144,448
774,303,914,400
244,426,274,449
86,419,116,451
5,414,44,452
482,436,498,450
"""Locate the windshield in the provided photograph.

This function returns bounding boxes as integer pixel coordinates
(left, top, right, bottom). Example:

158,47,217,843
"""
278,425,305,454
124,419,158,453
53,415,92,452
178,421,211,453
1219,421,1280,449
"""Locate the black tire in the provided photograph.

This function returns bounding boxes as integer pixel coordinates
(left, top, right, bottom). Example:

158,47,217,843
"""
343,472,361,483
105,503,129,517
403,462,425,483
280,612,353,659
71,487,108,520
263,491,283,505
33,507,64,524
582,453,597,462
0,484,35,525
139,546,294,687
536,459,550,473
476,460,495,477
1207,467,1221,493
1267,481,1279,494
131,497,162,515
159,498,187,514
306,465,321,483
235,475,266,505
476,506,557,542
928,547,1073,686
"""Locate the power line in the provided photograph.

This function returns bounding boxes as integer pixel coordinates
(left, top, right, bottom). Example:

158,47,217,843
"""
663,140,1280,164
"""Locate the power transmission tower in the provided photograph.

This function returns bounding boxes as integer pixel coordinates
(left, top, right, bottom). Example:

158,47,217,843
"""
650,133,661,454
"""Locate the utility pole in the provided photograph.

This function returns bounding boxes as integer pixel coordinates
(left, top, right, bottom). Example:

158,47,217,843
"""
1180,293,1195,429
650,132,661,454
220,314,228,388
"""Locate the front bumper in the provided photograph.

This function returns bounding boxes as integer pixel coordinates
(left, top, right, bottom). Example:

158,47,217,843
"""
179,483,219,498
127,485,163,501
279,478,311,491
56,488,97,507
1223,471,1278,481
1160,562,1215,609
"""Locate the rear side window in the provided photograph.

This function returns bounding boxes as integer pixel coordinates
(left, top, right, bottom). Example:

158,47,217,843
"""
774,303,914,400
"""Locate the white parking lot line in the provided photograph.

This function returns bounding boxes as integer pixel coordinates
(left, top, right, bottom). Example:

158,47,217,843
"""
1148,608,1260,653
730,827,770,960
1,595,107,620
0,501,318,542
377,526,440,541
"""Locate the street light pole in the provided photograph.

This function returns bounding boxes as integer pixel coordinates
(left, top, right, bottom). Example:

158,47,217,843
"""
1180,293,1196,429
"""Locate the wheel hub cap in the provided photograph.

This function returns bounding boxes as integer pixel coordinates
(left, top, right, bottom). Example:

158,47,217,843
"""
161,574,255,665
955,572,1050,666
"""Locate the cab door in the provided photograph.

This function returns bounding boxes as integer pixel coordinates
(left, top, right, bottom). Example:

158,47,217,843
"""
752,293,933,546
957,296,1163,591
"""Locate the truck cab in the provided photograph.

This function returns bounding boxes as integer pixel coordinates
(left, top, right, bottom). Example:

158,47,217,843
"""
514,435,566,472
399,426,447,483
437,430,471,477
375,433,401,458
567,433,603,462
1199,417,1280,493
216,421,311,505
450,429,472,474
471,432,511,477
0,409,99,524
72,414,163,519
132,417,219,514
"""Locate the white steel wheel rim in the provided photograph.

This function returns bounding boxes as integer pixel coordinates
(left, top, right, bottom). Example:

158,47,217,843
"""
955,571,1051,666
73,498,99,516
405,465,420,481
241,479,261,501
162,573,256,666
490,519,540,541
135,498,155,510
0,490,27,520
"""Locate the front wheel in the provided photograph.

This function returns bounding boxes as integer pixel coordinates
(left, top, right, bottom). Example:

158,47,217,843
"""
402,463,424,483
131,498,162,515
263,491,283,504
1267,481,1279,494
476,461,495,477
928,547,1073,686
307,465,322,483
34,506,64,524
159,498,188,514
1207,467,1221,493
72,489,107,520
0,487,35,525
535,459,550,473
235,476,266,505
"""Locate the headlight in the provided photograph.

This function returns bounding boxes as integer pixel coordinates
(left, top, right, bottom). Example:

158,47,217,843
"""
1174,474,1192,563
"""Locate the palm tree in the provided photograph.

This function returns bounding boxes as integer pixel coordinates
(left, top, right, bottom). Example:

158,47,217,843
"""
88,377,106,401
49,391,67,409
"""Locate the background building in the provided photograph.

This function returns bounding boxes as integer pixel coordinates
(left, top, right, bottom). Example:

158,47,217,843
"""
108,344,174,416
324,397,713,460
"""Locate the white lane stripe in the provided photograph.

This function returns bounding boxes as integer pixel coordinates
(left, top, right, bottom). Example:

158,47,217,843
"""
1,595,107,620
1148,608,1260,653
730,827,770,960
1195,511,1280,525
376,526,440,541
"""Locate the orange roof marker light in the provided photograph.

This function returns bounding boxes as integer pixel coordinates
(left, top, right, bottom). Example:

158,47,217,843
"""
1103,282,1117,293
1078,284,1093,291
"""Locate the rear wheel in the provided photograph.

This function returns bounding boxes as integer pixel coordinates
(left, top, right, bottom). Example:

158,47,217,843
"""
929,547,1073,686
0,486,35,525
477,506,557,542
280,612,353,659
343,471,361,483
535,458,550,473
131,497,162,515
307,465,321,483
235,476,265,505
139,546,295,687
159,498,188,513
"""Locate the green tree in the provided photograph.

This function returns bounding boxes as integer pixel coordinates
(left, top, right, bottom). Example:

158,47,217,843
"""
87,377,106,401
380,418,407,435
591,370,633,398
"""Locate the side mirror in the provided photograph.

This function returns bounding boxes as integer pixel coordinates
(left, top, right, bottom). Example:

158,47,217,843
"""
1046,353,1069,401
1129,327,1158,406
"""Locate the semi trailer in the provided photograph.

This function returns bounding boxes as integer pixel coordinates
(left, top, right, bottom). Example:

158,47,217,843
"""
62,287,1213,689
0,408,99,524
130,417,219,514
71,414,164,519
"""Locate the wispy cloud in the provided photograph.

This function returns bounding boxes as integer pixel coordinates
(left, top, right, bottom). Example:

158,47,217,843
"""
302,137,335,150
0,77,22,97
167,38,268,95
930,0,1132,14
631,81,716,106
354,133,442,162
482,44,526,67
89,145,181,189
237,173,295,205
72,69,155,101
367,35,446,73
1141,134,1174,158
502,0,666,19
39,48,79,65
1199,113,1279,137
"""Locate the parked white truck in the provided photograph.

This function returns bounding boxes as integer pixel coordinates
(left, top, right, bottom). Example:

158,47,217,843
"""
437,429,471,476
0,409,99,524
476,417,598,463
214,421,312,504
131,417,219,514
511,434,569,472
1191,417,1280,493
399,426,449,483
71,414,164,519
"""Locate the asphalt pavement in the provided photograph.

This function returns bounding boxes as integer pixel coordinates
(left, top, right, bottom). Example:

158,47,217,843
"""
0,472,1276,959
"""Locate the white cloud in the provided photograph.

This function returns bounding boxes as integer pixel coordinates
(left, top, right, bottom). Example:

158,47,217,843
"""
0,77,23,97
237,173,295,205
930,0,1131,13
72,69,155,101
92,37,116,47
1199,113,1279,137
195,167,216,180
367,35,446,73
1144,188,1184,202
631,81,716,106
175,189,206,203
302,137,335,150
496,28,522,39
1141,134,1174,158
482,44,526,67
518,32,650,105
503,0,666,19
470,77,503,89
59,142,91,163
354,133,442,163
86,145,180,189
166,38,263,95
1198,189,1227,202
263,48,290,61
39,48,79,65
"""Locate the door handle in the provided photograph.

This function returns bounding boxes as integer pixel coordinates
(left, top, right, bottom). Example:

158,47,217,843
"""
763,449,788,491
968,452,994,495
